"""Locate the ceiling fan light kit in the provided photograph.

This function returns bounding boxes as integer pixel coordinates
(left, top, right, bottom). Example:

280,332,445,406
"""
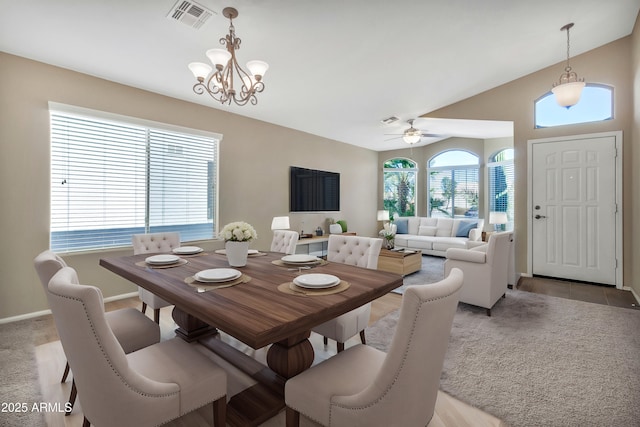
551,22,585,109
188,7,268,106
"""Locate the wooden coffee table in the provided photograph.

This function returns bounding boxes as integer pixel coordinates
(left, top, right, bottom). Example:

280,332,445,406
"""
378,248,422,276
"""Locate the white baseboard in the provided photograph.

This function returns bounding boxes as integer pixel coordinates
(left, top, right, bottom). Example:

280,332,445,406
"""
0,292,139,325
623,286,640,306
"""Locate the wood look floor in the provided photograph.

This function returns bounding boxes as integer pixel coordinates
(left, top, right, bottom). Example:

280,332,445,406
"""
34,290,508,427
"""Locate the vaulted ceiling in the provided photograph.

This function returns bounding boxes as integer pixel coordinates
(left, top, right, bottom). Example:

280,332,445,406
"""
1,0,638,151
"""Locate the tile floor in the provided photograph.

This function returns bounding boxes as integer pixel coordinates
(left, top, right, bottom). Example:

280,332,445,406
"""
517,276,639,309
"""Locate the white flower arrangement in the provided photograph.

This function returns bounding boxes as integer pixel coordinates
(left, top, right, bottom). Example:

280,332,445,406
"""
381,222,396,241
219,221,258,242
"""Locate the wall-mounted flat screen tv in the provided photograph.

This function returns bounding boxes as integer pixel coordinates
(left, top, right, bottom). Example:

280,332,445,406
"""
290,166,340,212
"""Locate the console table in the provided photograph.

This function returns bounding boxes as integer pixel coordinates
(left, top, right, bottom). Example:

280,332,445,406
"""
295,233,357,258
377,248,422,276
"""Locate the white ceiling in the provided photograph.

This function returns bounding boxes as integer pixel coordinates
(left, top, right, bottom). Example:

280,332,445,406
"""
1,0,637,151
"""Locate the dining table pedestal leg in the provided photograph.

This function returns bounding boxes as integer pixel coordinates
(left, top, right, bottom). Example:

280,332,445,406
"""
172,307,218,342
266,331,314,379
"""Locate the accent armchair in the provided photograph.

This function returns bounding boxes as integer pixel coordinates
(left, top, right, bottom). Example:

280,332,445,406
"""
285,268,463,426
47,266,227,427
131,232,180,323
270,229,300,254
33,250,160,415
312,235,383,352
444,231,513,316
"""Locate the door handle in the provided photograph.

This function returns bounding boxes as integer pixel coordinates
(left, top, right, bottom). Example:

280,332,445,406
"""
534,214,547,219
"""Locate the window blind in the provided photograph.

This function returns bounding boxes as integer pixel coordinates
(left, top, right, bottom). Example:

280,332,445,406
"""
488,159,514,231
50,110,218,252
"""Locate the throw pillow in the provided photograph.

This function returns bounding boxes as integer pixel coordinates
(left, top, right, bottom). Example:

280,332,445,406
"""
394,218,408,234
418,225,437,236
456,221,477,237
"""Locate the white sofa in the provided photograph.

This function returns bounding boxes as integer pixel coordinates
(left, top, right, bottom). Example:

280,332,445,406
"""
393,217,484,257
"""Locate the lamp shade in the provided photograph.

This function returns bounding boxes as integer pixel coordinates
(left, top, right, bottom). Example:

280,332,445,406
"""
246,60,269,78
188,62,213,80
206,48,232,67
402,132,421,144
271,216,290,230
377,210,390,221
552,81,586,108
489,211,508,225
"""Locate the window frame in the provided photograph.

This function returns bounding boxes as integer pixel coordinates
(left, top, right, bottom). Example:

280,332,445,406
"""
383,157,418,219
487,148,514,231
534,83,614,128
427,150,480,219
49,102,221,253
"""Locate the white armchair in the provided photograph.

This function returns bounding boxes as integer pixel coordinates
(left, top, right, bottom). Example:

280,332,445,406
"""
131,232,180,323
444,231,513,316
270,230,299,254
312,235,383,352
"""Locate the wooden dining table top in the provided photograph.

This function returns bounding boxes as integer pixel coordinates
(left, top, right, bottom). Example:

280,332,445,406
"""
99,251,403,349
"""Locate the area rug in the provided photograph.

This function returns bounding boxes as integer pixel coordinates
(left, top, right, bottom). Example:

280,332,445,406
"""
392,255,445,294
0,319,46,427
366,289,640,427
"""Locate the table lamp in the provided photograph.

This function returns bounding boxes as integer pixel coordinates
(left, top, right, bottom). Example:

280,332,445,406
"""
377,210,390,224
489,211,508,231
271,216,290,230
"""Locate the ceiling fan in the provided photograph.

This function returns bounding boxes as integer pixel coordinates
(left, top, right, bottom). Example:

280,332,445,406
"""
385,119,445,144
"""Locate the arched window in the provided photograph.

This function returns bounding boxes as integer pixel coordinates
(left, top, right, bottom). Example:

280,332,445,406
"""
383,158,417,219
427,150,479,218
535,83,613,128
488,148,514,231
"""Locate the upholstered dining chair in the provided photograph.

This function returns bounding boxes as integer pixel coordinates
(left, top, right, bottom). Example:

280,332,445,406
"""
47,266,227,427
444,231,513,316
285,268,463,427
33,250,160,415
270,229,300,254
131,232,180,323
312,235,383,352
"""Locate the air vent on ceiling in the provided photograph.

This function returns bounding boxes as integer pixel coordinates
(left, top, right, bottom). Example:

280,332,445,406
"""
381,116,400,125
167,0,215,29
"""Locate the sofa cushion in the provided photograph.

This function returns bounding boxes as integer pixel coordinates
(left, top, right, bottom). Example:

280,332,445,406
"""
456,221,477,237
418,226,437,236
395,218,408,234
435,218,454,237
432,238,468,252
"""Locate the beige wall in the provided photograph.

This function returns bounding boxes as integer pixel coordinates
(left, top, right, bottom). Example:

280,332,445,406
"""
420,36,636,293
632,16,640,297
0,53,379,320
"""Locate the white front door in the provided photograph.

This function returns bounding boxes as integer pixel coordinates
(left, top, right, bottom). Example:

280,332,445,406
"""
530,134,618,285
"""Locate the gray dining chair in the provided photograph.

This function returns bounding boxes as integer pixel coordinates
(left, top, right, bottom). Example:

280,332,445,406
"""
47,266,227,427
33,250,160,415
312,235,383,352
286,268,463,427
131,232,180,323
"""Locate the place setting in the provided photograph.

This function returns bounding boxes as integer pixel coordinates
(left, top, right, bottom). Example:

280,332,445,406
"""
136,254,188,269
278,272,349,296
184,267,251,293
171,246,206,257
272,254,328,270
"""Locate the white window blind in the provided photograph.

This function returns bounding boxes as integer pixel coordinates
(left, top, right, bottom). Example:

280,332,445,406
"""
488,149,514,231
50,108,218,252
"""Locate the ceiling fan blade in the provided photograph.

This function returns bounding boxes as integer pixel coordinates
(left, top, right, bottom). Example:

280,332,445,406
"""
421,133,445,138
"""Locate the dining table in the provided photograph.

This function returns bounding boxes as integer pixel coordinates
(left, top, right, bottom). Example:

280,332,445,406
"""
99,250,403,426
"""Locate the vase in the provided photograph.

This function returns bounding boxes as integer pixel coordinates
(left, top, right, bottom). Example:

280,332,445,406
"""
225,241,249,267
385,238,395,250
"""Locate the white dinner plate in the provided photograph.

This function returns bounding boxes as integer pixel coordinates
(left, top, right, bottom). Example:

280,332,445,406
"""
145,254,180,265
195,268,242,283
281,254,319,264
172,246,203,255
293,273,340,289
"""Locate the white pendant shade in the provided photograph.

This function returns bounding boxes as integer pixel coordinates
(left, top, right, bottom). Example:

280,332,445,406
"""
402,133,421,144
188,62,212,80
206,48,232,67
551,81,586,108
246,60,269,78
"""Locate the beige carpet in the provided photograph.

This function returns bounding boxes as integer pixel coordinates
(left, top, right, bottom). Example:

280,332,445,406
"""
367,288,640,427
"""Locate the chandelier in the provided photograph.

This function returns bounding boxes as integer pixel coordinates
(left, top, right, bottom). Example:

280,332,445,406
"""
551,23,585,109
188,7,268,106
